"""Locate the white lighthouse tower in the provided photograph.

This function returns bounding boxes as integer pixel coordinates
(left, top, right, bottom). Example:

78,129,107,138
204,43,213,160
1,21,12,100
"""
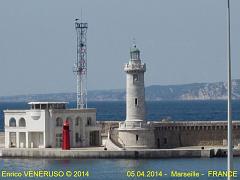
117,43,155,149
125,44,146,121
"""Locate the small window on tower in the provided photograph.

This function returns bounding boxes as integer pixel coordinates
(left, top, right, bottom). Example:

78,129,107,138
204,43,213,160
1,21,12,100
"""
135,98,138,107
133,74,138,82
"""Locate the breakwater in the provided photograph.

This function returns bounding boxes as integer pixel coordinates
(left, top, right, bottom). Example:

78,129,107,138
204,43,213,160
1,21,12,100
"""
0,148,213,158
98,121,240,149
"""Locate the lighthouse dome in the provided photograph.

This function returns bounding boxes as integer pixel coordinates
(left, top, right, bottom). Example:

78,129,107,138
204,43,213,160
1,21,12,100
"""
130,44,140,60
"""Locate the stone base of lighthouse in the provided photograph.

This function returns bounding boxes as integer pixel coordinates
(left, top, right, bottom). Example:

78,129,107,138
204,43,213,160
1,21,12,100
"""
117,121,155,149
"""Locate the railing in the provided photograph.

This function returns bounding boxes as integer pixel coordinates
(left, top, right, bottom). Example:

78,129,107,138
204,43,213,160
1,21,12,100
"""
4,125,26,128
119,121,151,129
124,63,146,72
108,128,125,149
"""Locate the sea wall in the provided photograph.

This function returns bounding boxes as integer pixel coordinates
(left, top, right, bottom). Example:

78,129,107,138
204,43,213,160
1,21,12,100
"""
2,121,240,150
98,121,240,149
0,148,213,158
154,121,240,148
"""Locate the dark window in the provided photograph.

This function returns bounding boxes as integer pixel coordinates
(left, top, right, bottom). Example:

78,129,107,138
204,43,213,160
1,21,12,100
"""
135,98,138,106
133,74,138,82
75,119,79,126
41,104,47,109
157,138,160,148
75,133,79,143
19,118,26,127
87,117,92,126
35,104,40,109
9,118,16,127
136,135,139,141
164,138,167,144
56,118,63,127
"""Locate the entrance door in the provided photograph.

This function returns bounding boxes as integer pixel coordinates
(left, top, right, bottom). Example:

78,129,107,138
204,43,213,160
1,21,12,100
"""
90,131,99,146
19,132,26,148
56,133,62,148
9,132,16,148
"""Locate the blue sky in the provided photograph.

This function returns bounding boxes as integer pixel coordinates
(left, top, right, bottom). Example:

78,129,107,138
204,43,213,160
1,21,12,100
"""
0,0,240,96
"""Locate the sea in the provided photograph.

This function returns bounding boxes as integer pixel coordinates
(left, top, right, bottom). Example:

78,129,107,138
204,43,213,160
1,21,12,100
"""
1,100,240,179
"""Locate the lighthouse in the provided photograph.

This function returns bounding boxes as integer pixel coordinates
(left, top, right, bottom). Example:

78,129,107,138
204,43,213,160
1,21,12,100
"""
117,43,155,149
124,44,146,121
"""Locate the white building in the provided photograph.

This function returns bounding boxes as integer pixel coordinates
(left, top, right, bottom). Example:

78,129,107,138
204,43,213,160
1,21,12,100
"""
117,44,155,149
4,102,101,148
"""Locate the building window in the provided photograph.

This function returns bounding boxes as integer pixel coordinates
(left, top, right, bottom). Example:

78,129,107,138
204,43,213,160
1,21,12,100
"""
75,119,79,126
75,133,80,143
164,138,167,144
35,104,40,109
41,104,47,109
9,118,16,127
133,74,139,82
56,118,63,127
75,117,82,126
135,98,138,107
87,117,92,126
136,135,139,141
56,133,62,148
19,118,26,127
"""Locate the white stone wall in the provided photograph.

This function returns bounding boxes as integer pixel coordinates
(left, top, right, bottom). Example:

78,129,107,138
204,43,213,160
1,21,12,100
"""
118,129,155,149
126,72,145,121
49,109,98,148
4,108,101,149
4,110,46,148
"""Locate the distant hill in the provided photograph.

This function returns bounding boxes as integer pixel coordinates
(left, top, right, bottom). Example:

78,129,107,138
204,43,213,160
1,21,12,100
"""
1,79,240,102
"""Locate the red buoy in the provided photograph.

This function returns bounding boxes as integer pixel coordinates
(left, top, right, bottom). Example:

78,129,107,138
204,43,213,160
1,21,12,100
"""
62,120,70,150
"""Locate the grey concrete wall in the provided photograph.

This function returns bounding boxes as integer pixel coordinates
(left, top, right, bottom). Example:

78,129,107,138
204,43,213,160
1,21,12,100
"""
154,121,240,148
100,121,240,149
0,148,212,158
97,121,119,135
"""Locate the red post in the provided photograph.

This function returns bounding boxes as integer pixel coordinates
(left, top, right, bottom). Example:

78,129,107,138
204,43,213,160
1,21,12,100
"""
62,120,70,150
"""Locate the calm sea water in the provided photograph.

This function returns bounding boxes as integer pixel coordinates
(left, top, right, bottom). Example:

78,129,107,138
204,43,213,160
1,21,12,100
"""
1,100,240,130
1,100,240,179
1,158,240,179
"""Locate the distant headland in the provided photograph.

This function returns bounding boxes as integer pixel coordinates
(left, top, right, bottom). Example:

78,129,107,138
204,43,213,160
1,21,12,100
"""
1,79,240,102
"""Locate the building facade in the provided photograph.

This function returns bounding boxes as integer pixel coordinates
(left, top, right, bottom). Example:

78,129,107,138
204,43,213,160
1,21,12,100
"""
4,102,101,148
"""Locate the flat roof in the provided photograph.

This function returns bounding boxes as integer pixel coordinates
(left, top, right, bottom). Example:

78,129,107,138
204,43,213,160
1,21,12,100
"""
28,102,68,105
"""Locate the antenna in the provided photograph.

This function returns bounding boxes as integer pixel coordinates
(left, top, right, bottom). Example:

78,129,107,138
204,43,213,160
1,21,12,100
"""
74,19,88,109
132,38,136,47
